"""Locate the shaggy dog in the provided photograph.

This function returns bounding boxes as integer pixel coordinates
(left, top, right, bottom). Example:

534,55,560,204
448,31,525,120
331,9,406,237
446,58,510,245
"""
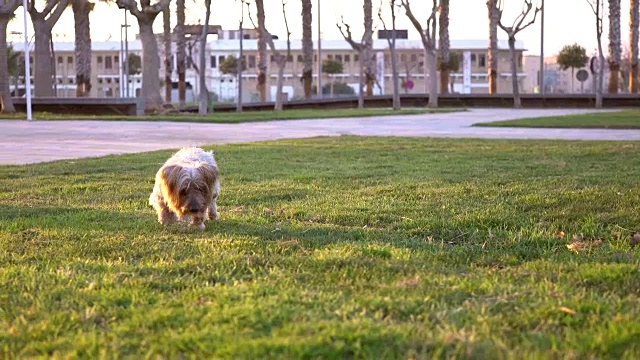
149,147,220,230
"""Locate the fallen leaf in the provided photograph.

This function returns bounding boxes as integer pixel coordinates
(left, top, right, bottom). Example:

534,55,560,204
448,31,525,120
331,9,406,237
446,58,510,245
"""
558,306,577,315
566,241,586,253
555,231,565,240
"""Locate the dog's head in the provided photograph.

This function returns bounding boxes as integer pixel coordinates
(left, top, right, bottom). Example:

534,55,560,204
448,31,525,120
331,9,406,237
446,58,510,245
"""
158,163,218,216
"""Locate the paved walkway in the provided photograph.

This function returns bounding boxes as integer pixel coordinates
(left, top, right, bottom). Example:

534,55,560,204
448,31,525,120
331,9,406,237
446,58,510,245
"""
1,108,638,165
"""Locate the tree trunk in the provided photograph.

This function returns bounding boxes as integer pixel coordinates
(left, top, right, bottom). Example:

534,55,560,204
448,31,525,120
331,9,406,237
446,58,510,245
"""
73,0,92,98
363,0,374,96
628,0,639,93
597,43,605,108
608,0,621,93
301,0,313,99
427,48,438,107
198,0,211,116
487,0,499,94
256,0,268,102
358,47,364,108
138,21,164,112
32,18,55,97
274,59,285,111
571,67,575,93
508,36,521,108
176,0,186,109
439,0,450,94
0,15,15,112
163,5,172,103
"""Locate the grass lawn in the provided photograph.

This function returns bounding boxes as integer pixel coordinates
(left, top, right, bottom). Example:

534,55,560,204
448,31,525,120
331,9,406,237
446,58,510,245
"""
0,107,461,123
1,137,640,358
474,109,640,129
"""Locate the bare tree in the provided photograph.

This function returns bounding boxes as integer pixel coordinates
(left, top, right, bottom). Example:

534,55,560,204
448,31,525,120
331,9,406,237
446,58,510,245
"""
176,0,186,109
586,0,605,107
438,0,450,94
28,0,71,97
0,0,22,112
401,0,438,107
301,0,313,99
487,0,499,94
337,18,365,108
378,0,400,110
198,0,212,115
116,0,171,112
162,4,172,103
249,0,292,110
608,0,621,93
493,0,541,108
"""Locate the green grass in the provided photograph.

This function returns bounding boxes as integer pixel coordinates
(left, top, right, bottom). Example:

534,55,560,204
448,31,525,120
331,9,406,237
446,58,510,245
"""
0,107,461,123
474,109,640,129
1,137,640,358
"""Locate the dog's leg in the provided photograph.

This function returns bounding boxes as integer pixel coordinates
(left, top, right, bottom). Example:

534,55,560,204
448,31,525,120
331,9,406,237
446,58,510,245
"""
191,213,206,230
207,181,220,221
150,189,177,226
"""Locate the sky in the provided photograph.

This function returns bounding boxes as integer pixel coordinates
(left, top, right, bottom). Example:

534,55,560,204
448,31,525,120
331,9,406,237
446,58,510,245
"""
6,0,637,57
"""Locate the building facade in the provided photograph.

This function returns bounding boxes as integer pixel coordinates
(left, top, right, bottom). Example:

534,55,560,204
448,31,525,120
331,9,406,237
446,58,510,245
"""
11,28,527,102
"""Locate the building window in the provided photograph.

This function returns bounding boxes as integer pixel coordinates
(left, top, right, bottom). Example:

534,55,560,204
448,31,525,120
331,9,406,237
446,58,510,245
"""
344,54,350,63
248,55,256,68
97,56,103,64
478,54,486,67
470,54,477,63
218,55,225,65
410,54,417,62
287,54,293,62
400,54,407,62
297,54,303,62
270,55,276,63
327,54,333,60
211,55,217,68
57,56,63,64
314,54,317,62
354,54,359,62
68,56,73,64
114,55,118,64
105,56,112,69
335,54,342,63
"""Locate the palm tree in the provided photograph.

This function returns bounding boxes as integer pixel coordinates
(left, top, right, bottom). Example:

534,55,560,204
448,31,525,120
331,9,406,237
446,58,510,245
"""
301,0,313,99
176,0,186,108
363,0,374,96
72,0,94,97
608,0,621,93
0,0,21,113
487,0,499,94
630,0,639,93
438,0,450,94
28,0,71,97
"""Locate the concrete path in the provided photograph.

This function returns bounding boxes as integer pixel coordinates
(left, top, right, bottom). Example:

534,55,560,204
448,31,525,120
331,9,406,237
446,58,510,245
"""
1,108,638,165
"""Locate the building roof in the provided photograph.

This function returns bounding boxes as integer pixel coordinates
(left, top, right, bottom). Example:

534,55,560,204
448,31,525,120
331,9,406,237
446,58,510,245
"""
10,38,525,52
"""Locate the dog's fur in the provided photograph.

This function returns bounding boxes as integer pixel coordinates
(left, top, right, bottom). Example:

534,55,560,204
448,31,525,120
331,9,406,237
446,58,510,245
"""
149,147,220,230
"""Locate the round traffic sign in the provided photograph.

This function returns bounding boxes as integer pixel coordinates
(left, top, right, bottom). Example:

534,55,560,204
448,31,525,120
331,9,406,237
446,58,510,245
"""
405,79,414,90
576,69,589,82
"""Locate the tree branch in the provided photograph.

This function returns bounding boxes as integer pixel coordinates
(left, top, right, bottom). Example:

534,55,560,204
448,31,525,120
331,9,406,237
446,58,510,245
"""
0,0,21,14
337,17,362,50
45,0,70,27
115,0,144,19
401,0,435,50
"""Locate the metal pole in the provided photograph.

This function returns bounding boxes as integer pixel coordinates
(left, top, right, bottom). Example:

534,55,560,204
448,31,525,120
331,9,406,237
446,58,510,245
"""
22,0,32,121
237,4,243,112
120,25,124,98
124,10,130,97
317,0,322,98
539,0,544,95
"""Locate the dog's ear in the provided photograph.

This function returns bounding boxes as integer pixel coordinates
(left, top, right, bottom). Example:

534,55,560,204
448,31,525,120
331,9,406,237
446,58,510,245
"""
197,165,219,187
160,164,182,192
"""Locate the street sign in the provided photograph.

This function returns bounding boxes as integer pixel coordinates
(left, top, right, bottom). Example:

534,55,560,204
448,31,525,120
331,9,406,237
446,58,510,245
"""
405,79,414,90
576,69,589,82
